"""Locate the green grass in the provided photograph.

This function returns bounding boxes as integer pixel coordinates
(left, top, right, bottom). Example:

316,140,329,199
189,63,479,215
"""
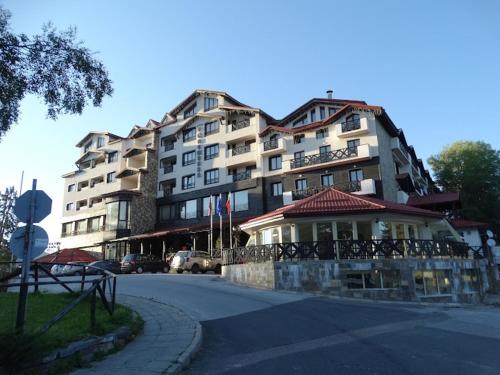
0,291,143,373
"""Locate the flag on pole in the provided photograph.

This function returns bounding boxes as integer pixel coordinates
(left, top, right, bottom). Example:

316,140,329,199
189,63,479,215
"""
208,195,213,216
227,192,233,249
225,193,231,214
216,194,224,216
209,195,213,257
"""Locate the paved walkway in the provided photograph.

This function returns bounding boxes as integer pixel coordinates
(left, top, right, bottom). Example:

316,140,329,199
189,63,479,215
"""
72,294,202,375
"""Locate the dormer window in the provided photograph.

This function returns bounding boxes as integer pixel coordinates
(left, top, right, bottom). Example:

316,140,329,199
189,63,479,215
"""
97,136,105,148
310,109,316,122
183,103,196,119
292,114,307,127
84,141,92,153
204,97,218,111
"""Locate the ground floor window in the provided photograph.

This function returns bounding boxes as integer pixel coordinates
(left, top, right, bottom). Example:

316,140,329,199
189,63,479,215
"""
414,270,452,296
297,223,313,242
345,270,400,289
461,269,481,292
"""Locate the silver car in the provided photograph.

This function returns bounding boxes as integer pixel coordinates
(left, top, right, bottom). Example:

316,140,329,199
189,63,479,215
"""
171,251,222,274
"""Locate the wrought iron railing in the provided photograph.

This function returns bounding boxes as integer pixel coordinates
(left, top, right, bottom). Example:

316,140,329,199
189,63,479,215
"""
290,146,358,169
222,240,485,265
231,119,250,131
263,139,279,151
233,170,252,182
341,119,361,132
335,180,362,193
231,144,251,156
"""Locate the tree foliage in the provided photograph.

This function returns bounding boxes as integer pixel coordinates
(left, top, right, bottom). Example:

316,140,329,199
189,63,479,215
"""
428,141,500,233
0,6,113,139
0,186,18,247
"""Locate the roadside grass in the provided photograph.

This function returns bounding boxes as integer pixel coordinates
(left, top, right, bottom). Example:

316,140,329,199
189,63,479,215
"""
0,291,143,373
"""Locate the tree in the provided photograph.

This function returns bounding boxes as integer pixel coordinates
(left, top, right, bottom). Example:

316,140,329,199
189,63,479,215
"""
428,141,500,234
0,6,113,140
0,186,18,247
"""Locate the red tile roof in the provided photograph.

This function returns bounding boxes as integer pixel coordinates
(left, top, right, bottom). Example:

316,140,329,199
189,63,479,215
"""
449,219,489,229
35,248,98,264
244,188,443,225
407,192,460,207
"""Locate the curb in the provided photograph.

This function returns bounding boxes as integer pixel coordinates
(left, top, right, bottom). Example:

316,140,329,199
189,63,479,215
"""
166,318,203,375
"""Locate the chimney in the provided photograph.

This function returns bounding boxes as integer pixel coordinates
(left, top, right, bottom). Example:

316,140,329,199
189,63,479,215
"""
326,90,333,99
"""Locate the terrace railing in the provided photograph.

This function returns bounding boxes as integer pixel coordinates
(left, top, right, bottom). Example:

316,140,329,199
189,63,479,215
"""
341,119,361,133
222,239,485,265
263,139,279,151
290,146,358,169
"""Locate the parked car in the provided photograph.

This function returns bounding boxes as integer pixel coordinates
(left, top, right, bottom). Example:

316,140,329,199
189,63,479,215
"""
85,260,121,275
50,264,66,276
120,254,170,274
61,262,87,276
171,251,222,274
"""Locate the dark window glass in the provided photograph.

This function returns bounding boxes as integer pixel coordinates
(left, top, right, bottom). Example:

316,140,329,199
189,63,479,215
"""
159,204,176,221
204,121,219,135
328,107,336,116
108,151,118,163
184,103,196,119
182,174,195,190
321,174,334,187
204,97,218,111
294,151,305,160
68,184,75,192
295,178,307,190
269,155,282,171
293,134,304,144
346,113,360,123
310,109,316,122
231,190,249,212
347,139,360,150
349,169,363,182
271,182,283,196
319,145,331,155
316,128,329,139
204,169,219,185
183,128,196,142
182,151,196,166
180,199,197,219
204,144,219,160
97,137,105,148
319,107,325,120
292,115,307,126
106,172,115,183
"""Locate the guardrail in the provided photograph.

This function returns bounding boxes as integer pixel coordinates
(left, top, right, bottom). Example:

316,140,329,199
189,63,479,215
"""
222,240,486,265
0,261,117,336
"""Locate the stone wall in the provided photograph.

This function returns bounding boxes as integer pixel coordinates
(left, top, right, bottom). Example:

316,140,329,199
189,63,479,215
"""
224,258,490,303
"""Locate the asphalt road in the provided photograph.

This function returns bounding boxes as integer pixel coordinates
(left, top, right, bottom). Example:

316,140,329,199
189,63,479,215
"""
37,273,500,374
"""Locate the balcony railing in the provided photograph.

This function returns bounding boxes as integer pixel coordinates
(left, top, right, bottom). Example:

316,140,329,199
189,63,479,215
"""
263,139,279,151
222,240,485,265
162,188,173,196
291,181,363,200
231,119,250,131
290,146,358,169
334,180,362,193
341,119,361,133
163,165,173,174
231,144,251,156
233,170,251,182
163,143,174,152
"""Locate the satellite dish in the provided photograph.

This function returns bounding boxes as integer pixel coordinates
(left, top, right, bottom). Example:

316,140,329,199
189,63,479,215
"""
487,238,496,247
486,230,494,238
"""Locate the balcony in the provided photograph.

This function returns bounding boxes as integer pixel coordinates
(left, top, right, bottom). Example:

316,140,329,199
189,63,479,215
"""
225,119,256,142
391,138,410,165
232,170,252,182
336,117,370,138
260,138,286,156
226,143,257,167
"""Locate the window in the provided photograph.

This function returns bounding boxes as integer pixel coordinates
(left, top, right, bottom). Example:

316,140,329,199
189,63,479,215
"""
462,269,480,292
345,270,400,289
346,113,360,124
297,223,313,241
321,174,334,187
310,109,316,122
319,145,331,155
294,151,305,160
316,128,329,139
159,204,176,221
231,190,249,212
65,202,75,211
202,196,216,216
269,155,282,171
97,136,105,148
347,139,360,150
295,178,307,190
204,144,219,160
204,97,218,111
161,137,175,151
88,217,100,232
180,199,197,219
204,169,219,185
293,134,305,144
67,184,75,192
183,103,196,119
292,114,307,126
84,141,92,153
106,172,115,183
105,201,129,230
271,182,283,196
414,270,452,296
328,107,336,116
182,150,196,166
319,106,325,120
337,221,353,240
317,222,333,241
108,151,118,163
349,168,363,182
204,121,219,135
182,174,195,190
61,222,71,235
183,127,196,142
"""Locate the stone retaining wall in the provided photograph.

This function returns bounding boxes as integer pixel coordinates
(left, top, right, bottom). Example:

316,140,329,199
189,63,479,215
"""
223,259,489,303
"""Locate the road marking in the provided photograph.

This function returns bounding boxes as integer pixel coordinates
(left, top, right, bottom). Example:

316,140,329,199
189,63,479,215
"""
210,318,441,374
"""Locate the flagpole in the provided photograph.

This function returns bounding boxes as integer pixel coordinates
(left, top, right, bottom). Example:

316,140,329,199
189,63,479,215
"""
219,193,223,256
209,195,213,257
229,192,233,249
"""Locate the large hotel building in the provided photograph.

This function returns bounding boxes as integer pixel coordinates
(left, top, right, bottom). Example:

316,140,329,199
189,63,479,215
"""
61,90,435,258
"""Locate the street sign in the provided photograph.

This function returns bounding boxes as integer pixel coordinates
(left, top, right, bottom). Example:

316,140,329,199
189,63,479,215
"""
9,225,49,260
13,190,52,223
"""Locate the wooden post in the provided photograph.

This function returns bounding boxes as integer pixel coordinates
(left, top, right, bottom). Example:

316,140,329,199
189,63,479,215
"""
34,263,39,293
81,265,86,293
90,287,96,330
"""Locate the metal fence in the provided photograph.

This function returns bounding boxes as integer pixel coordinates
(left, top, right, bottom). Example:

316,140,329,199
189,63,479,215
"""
222,239,486,265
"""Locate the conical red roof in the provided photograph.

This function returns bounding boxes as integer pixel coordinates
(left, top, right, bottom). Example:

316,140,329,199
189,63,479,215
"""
34,248,98,264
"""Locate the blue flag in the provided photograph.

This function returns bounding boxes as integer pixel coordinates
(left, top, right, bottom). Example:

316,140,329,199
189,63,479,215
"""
216,194,224,216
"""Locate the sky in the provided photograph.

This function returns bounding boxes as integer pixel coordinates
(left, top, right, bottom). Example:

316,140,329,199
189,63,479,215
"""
0,0,499,242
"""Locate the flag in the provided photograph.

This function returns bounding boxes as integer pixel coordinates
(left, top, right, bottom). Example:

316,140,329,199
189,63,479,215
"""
216,194,224,216
225,193,231,215
208,195,213,216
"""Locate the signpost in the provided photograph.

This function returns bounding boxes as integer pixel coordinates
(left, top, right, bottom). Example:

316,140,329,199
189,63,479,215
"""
9,179,52,333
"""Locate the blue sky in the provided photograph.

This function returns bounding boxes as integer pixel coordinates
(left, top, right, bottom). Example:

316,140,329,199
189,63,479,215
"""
1,0,499,240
